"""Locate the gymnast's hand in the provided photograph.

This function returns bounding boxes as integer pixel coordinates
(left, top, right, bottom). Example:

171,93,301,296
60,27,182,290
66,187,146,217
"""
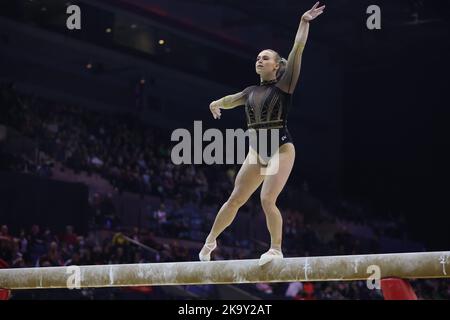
209,101,222,119
302,1,326,22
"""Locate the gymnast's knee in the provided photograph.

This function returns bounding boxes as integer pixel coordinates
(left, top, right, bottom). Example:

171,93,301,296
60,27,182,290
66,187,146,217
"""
226,193,247,209
260,194,277,212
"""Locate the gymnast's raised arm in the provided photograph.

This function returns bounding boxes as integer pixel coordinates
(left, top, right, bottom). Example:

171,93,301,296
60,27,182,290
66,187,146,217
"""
276,1,325,94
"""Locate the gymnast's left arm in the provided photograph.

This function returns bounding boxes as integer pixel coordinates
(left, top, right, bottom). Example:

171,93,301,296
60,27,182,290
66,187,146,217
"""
276,1,326,94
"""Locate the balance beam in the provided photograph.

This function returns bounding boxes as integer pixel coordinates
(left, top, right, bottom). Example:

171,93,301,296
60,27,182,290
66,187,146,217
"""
1,251,449,290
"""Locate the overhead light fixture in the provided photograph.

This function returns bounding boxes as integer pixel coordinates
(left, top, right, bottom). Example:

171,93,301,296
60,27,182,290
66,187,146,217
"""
105,28,112,33
85,62,104,74
158,39,165,45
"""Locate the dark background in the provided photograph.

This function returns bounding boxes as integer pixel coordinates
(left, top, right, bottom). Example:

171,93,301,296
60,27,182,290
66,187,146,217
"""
0,0,448,248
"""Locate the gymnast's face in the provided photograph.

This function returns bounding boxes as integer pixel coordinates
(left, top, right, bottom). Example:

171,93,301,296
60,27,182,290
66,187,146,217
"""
255,50,279,76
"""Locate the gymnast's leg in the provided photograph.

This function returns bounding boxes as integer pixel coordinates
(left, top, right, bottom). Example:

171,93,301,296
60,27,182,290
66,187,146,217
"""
199,148,264,261
259,143,295,265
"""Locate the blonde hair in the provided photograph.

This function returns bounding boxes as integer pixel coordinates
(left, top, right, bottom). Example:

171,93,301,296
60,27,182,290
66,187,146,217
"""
266,49,287,80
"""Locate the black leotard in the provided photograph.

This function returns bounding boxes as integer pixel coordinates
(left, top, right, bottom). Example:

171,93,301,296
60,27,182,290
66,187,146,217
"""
216,42,305,163
242,79,293,162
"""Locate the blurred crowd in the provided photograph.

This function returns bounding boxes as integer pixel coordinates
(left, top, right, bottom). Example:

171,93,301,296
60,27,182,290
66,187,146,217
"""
1,83,449,300
1,223,449,300
1,82,219,204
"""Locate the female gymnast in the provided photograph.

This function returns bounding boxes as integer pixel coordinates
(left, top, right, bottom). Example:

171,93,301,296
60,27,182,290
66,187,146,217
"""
200,2,326,265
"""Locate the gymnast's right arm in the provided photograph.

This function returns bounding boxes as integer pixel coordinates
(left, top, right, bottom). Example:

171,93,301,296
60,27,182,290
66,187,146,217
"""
209,90,248,119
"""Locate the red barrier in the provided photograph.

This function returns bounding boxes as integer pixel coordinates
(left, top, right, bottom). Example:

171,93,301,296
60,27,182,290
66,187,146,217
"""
381,277,418,300
0,259,11,300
